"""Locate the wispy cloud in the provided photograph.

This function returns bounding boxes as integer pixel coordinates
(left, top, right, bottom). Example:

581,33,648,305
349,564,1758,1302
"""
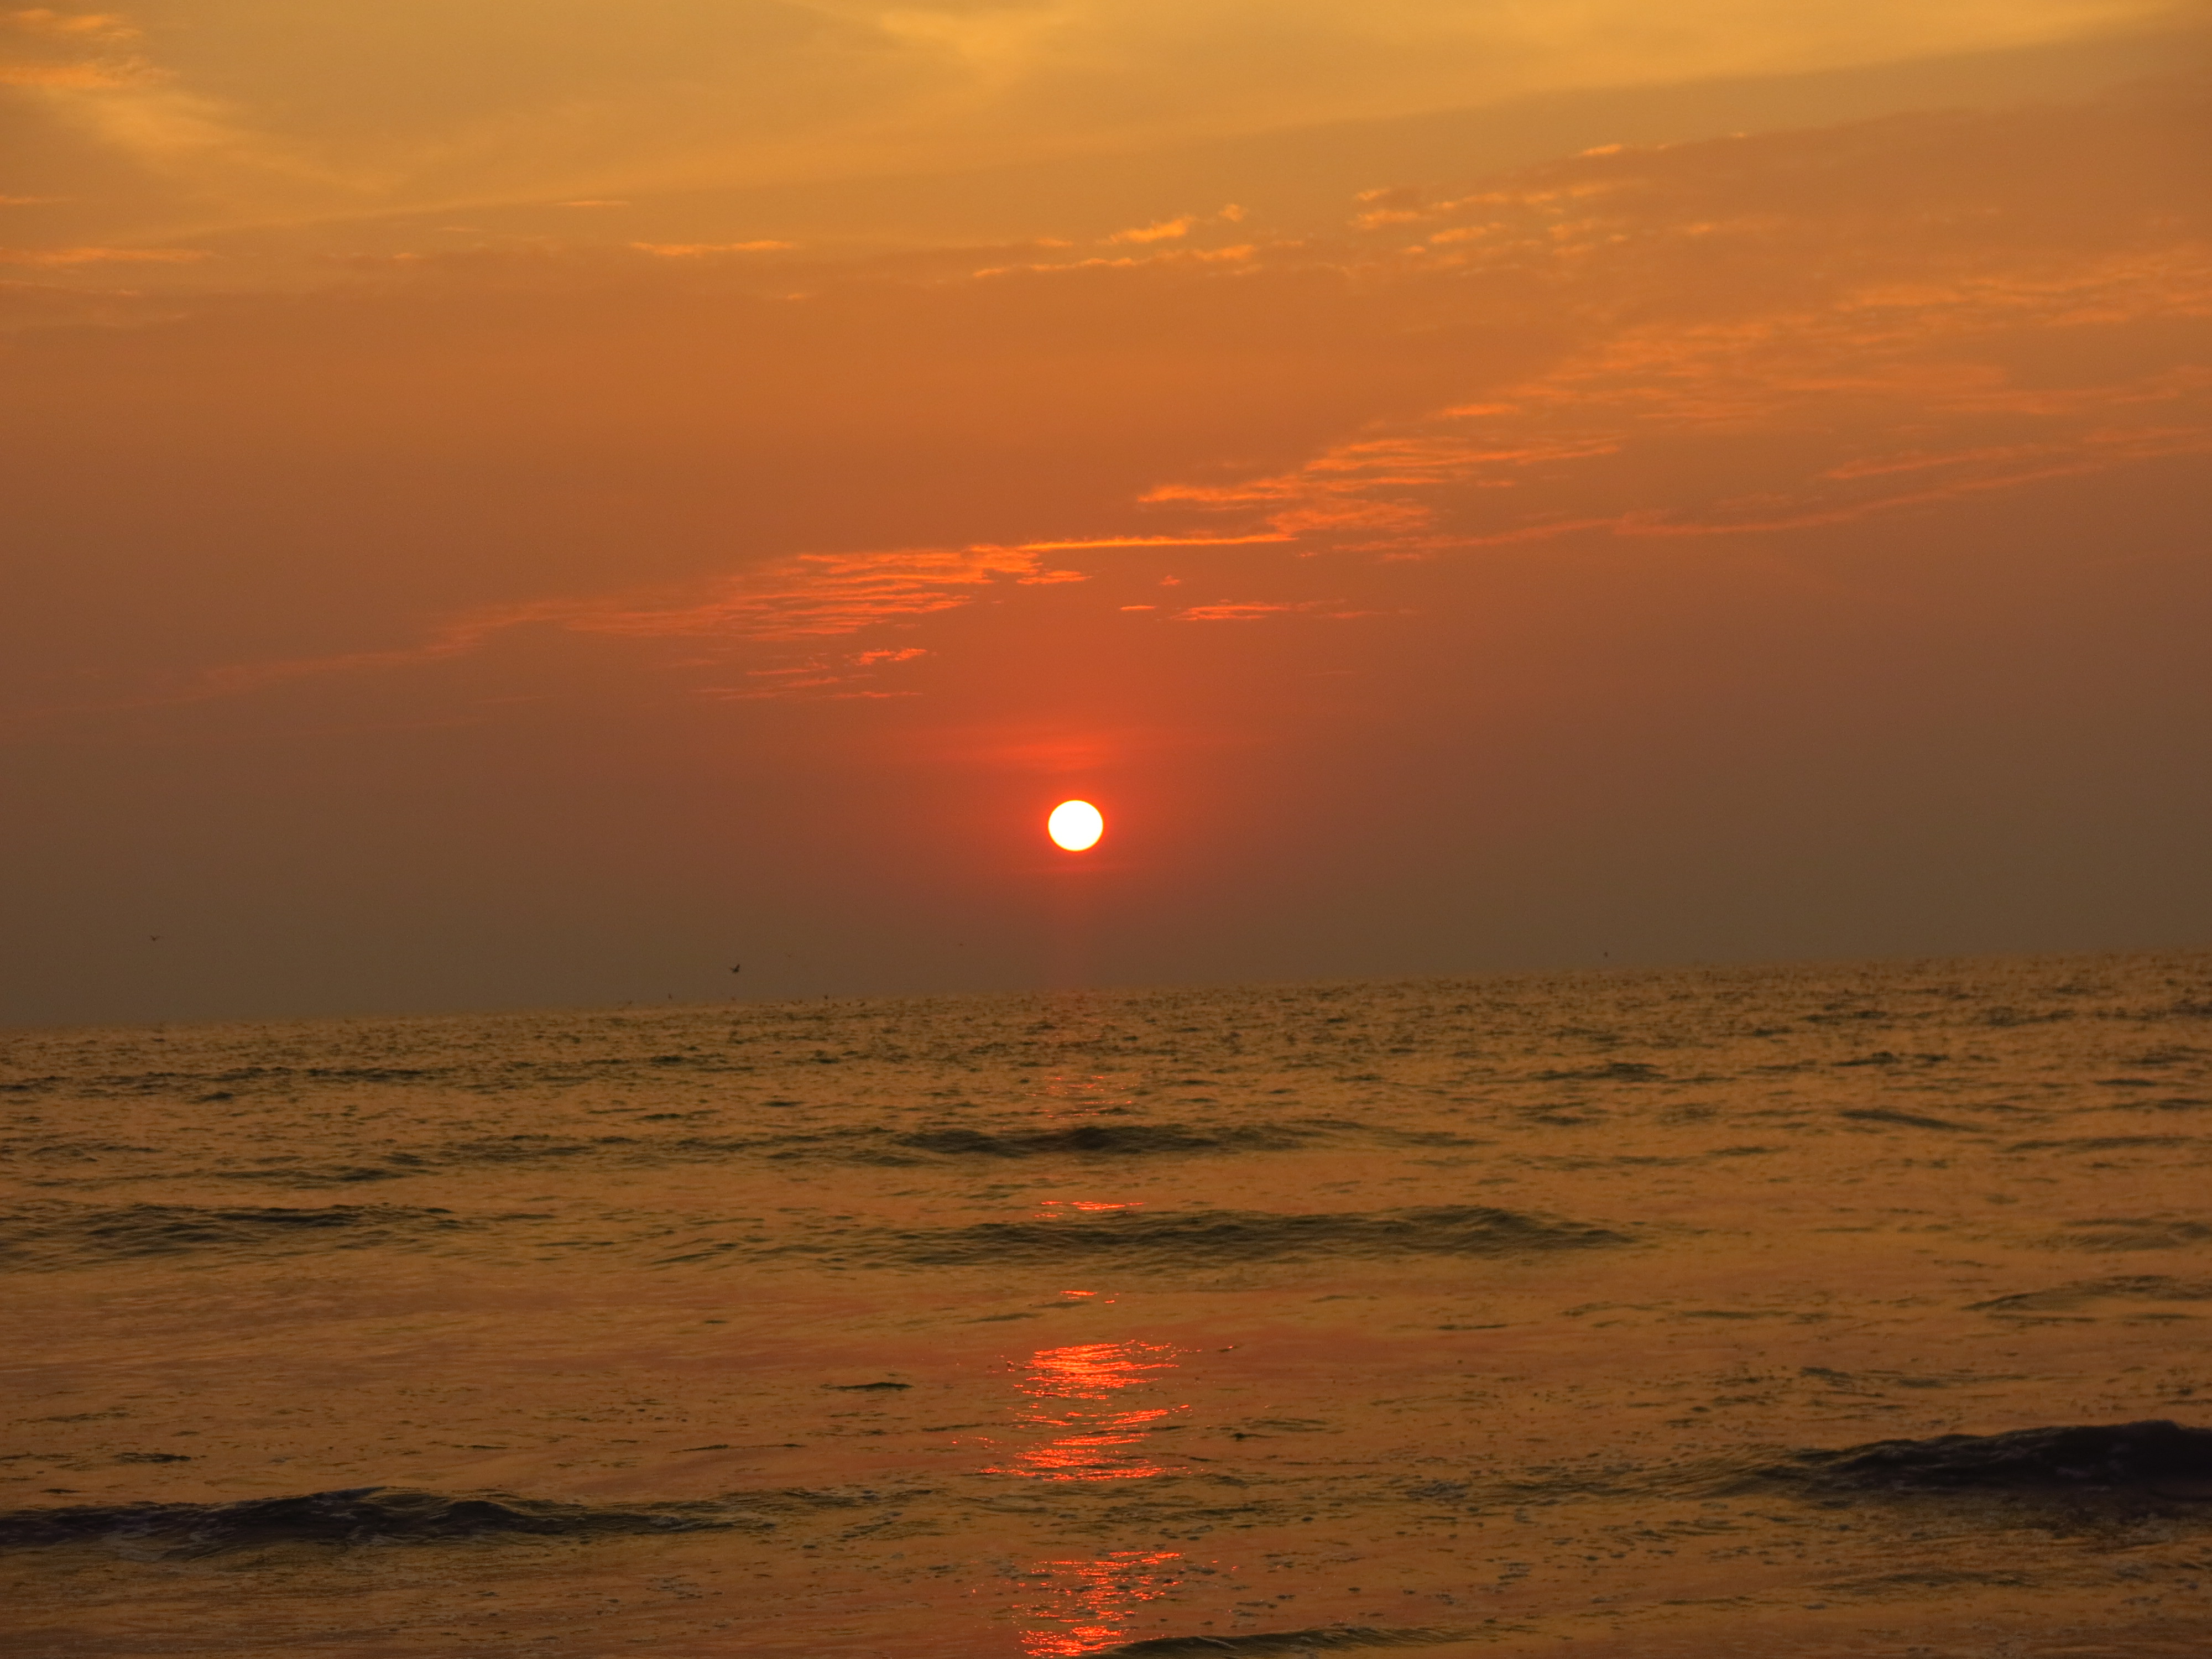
18,84,2203,740
572,545,1086,643
1107,215,1195,244
1123,203,2212,560
700,643,932,700
1171,599,1375,622
4,9,138,40
0,58,133,85
1014,533,1294,551
2,5,148,88
166,544,1079,711
972,243,1256,278
630,240,795,257
0,244,209,264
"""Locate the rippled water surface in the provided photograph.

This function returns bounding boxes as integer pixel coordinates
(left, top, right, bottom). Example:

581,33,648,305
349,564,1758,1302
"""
5,952,2211,1656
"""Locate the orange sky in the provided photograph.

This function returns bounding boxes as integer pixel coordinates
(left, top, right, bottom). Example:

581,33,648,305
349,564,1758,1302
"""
3,4,2208,1022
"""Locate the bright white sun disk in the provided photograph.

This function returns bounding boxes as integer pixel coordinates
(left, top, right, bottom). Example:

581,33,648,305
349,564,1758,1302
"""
1047,800,1104,851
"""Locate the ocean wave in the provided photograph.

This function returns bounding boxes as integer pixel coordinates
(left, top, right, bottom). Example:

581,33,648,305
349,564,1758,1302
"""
894,1123,1311,1158
1967,1275,2212,1316
0,1481,938,1556
0,1487,748,1555
1104,1628,1473,1656
1758,1420,2212,1503
865,1205,1628,1269
2046,1215,2212,1251
1839,1108,1978,1131
0,1203,475,1269
117,1119,1339,1188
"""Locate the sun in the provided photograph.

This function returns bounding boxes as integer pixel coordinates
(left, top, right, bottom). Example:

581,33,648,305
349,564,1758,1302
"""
1047,799,1104,852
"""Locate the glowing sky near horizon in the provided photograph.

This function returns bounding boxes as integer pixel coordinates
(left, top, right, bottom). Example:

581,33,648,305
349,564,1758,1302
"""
1,3,2206,1022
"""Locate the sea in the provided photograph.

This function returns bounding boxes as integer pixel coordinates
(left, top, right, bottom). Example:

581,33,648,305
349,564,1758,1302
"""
4,950,2210,1658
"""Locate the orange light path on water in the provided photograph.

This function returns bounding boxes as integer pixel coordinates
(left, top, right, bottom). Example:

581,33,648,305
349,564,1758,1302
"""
1016,1551,1186,1658
983,1339,1188,1483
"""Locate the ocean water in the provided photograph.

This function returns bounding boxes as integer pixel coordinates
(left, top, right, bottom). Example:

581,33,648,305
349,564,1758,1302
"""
4,951,2210,1658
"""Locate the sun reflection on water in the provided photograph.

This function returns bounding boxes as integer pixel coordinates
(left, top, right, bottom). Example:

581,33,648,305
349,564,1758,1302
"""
1016,1550,1186,1657
984,1339,1188,1482
1027,1072,1135,1111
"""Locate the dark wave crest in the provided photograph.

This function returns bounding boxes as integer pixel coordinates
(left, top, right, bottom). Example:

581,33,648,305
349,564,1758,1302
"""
2046,1215,2212,1251
140,1118,1331,1188
0,1204,476,1269
1966,1275,2212,1315
1104,1628,1473,1656
0,1487,747,1556
894,1123,1310,1158
1760,1421,2212,1502
869,1205,1629,1269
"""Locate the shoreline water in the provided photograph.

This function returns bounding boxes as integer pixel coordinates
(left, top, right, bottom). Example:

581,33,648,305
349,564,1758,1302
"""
5,949,2209,1654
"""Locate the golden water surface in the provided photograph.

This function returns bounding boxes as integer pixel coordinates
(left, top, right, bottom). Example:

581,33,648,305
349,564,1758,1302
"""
4,951,2210,1656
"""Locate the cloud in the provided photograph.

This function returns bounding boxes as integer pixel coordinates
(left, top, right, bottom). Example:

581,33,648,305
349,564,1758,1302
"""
1,6,148,89
700,641,933,700
4,9,138,40
630,240,796,256
1170,599,1367,622
572,545,1085,642
1131,285,2212,559
0,244,208,264
1103,93,2212,561
0,58,136,85
4,0,2179,246
152,544,1076,713
1103,204,1256,248
184,610,556,703
8,83,2203,737
1107,215,1195,244
1014,533,1293,551
970,242,1256,277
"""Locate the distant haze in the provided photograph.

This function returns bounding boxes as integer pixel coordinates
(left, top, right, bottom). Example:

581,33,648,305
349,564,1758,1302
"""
2,5,2207,1025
